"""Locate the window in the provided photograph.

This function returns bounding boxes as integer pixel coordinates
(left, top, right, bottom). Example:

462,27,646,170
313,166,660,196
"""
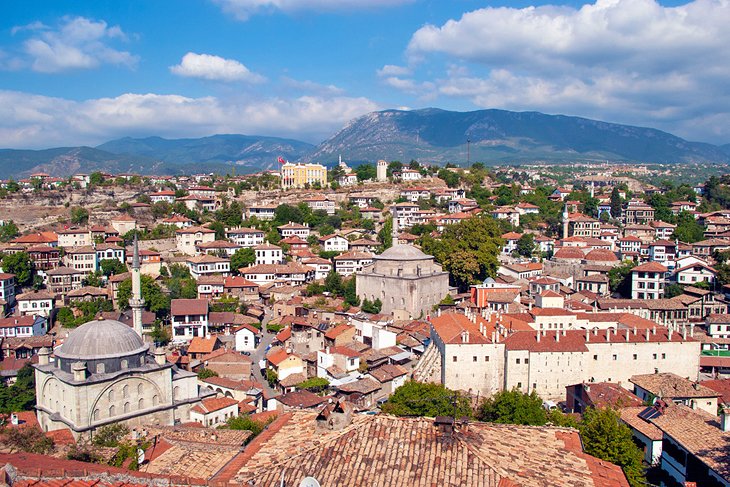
633,354,637,360
138,398,144,410
473,356,477,362
123,385,129,398
662,353,666,359
516,358,521,364
452,356,457,362
525,358,529,364
109,405,115,417
612,354,617,361
485,356,490,362
517,382,522,388
124,402,130,413
653,353,657,359
593,354,598,360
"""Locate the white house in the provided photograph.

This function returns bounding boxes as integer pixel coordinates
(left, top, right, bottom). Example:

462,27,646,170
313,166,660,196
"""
0,273,16,306
247,205,276,221
333,251,374,276
15,290,54,317
631,262,668,300
234,323,260,352
95,243,126,264
226,227,265,247
278,222,310,239
190,397,239,427
319,234,349,253
171,298,209,341
254,244,283,265
674,263,717,286
301,257,333,280
399,169,422,181
186,254,231,279
175,226,216,255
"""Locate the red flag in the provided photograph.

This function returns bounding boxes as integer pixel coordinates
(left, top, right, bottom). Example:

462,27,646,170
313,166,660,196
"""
277,156,286,165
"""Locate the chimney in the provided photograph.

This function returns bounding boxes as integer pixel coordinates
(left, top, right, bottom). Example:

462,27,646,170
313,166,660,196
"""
536,331,541,343
562,329,566,337
633,326,637,336
721,405,730,432
585,329,590,342
38,347,50,366
72,361,87,382
462,331,469,343
652,326,656,335
668,328,673,340
645,328,650,342
682,326,687,341
625,328,630,342
690,324,695,337
593,327,599,336
154,347,166,366
606,328,611,342
556,330,560,342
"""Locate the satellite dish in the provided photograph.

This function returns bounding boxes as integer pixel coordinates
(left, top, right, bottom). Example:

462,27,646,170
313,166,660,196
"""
299,477,321,487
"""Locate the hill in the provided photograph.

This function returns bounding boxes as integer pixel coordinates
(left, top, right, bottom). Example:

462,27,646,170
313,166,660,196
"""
309,108,729,165
0,134,315,178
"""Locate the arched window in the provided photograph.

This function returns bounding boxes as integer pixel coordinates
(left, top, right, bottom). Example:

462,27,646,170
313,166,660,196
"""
109,405,115,417
173,386,180,400
137,383,143,395
123,385,129,398
152,395,159,406
93,409,99,421
124,402,130,413
138,398,144,410
108,389,114,401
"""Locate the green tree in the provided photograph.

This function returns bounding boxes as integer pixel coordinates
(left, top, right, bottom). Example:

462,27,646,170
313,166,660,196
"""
197,368,218,380
377,217,394,250
610,187,622,219
99,259,127,277
355,163,377,181
477,389,547,426
0,221,20,242
421,216,503,291
324,270,344,296
70,206,89,225
664,283,685,298
92,423,130,447
672,211,705,243
231,247,255,272
296,377,330,392
608,260,636,297
56,307,76,328
1,252,32,286
117,275,171,317
0,364,37,413
437,168,461,188
343,276,359,307
516,233,535,257
361,298,382,314
381,381,473,418
579,407,645,487
1,426,54,454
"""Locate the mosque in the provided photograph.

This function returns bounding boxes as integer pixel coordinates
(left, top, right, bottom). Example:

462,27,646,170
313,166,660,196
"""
34,239,212,437
356,223,449,319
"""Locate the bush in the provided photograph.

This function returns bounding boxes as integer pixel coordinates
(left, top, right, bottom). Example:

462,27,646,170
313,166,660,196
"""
92,423,130,447
197,368,219,380
1,426,54,454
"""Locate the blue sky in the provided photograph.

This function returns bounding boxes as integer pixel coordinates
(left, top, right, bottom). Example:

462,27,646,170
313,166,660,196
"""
0,0,727,149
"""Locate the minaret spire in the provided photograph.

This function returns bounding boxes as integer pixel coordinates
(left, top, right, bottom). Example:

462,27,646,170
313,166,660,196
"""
130,235,145,338
391,212,399,248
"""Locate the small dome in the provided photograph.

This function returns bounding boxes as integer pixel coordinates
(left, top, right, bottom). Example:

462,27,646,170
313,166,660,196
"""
56,319,147,361
376,244,430,261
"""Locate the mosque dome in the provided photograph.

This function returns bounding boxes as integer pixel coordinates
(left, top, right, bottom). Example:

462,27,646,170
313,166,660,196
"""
56,319,147,361
375,243,431,261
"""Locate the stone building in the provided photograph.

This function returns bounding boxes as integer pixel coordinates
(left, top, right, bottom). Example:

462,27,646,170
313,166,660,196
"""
34,319,210,437
356,232,449,319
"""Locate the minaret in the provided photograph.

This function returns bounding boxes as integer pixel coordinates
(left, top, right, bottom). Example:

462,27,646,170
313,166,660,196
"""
130,235,145,338
391,212,399,248
562,203,569,240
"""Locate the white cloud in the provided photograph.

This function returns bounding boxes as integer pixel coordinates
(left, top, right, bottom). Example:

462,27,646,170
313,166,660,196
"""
170,52,265,83
397,0,730,143
280,77,344,95
0,90,381,149
6,16,137,73
376,64,411,77
214,0,413,20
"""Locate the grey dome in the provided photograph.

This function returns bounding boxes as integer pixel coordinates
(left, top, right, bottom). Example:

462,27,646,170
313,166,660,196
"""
376,244,430,261
56,319,147,361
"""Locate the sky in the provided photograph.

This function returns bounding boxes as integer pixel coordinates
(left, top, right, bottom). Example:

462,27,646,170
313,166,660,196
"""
0,0,728,149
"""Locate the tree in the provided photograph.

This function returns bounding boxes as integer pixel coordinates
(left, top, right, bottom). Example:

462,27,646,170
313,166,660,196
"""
608,260,636,297
516,233,535,257
343,276,359,307
579,407,645,487
437,168,461,188
477,389,547,426
92,423,130,447
89,172,105,186
324,270,344,296
664,283,685,298
231,247,255,272
0,364,37,413
0,221,19,242
56,307,75,328
1,252,32,286
361,298,382,314
99,259,127,277
296,377,329,392
377,217,394,249
421,216,503,291
673,211,705,243
117,275,170,317
70,206,89,225
381,381,473,417
1,426,54,454
197,368,218,380
610,187,622,218
355,163,377,181
151,324,171,345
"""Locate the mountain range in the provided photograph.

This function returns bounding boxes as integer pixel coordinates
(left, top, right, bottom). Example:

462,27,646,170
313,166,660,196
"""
0,108,728,178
